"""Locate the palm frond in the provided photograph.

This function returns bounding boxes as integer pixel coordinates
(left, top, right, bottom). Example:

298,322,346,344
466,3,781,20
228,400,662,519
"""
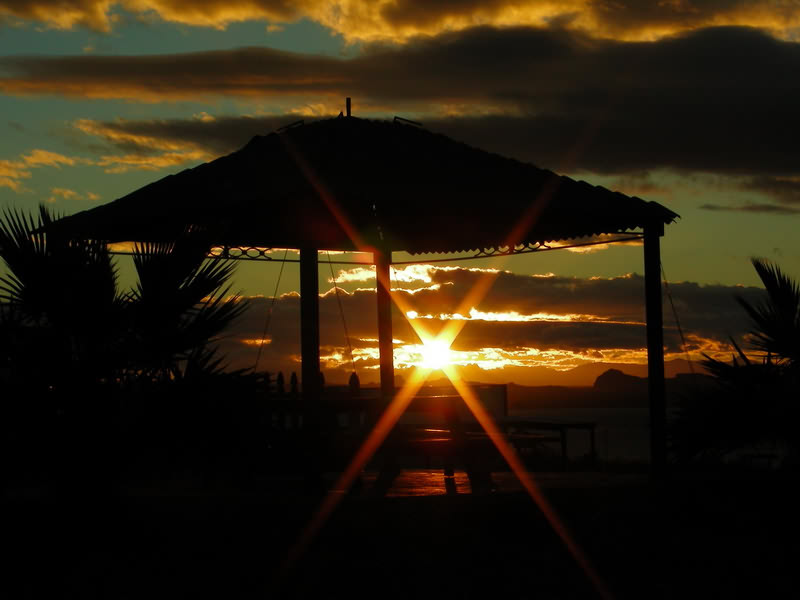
127,228,247,378
735,257,800,365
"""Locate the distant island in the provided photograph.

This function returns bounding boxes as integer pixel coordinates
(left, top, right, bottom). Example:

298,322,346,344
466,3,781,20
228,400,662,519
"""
507,368,715,410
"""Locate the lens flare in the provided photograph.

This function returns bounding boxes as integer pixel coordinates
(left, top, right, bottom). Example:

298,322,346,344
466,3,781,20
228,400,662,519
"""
419,339,452,370
280,136,611,598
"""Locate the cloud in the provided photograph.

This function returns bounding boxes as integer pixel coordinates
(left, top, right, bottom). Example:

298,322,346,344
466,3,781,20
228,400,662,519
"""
12,26,795,183
71,115,292,156
550,234,643,254
0,46,345,101
73,118,198,153
742,175,800,204
21,149,78,168
330,264,500,286
216,265,769,383
0,159,31,191
93,149,207,172
699,202,800,215
71,118,212,172
353,0,800,43
0,133,201,195
3,0,800,43
45,186,102,203
0,0,116,31
47,187,80,203
0,149,81,192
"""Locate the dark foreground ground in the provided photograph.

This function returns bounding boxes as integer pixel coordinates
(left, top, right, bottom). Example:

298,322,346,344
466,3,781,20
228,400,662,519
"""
4,470,799,599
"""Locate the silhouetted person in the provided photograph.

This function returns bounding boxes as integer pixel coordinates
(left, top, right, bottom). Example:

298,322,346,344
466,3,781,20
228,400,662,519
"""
276,371,285,395
349,371,360,397
290,372,298,396
318,371,325,389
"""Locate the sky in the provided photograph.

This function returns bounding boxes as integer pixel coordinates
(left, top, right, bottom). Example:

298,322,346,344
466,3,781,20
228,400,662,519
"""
2,1,800,386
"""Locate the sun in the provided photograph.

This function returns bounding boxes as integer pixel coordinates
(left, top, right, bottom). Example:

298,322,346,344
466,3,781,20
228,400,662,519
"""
419,339,453,370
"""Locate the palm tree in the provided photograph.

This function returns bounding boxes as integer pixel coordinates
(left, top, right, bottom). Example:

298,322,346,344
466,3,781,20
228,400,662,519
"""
0,205,122,386
124,233,248,382
672,258,800,463
735,258,800,368
0,206,248,385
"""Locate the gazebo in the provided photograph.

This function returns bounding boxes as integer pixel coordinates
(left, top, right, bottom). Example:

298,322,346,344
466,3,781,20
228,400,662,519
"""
53,106,678,472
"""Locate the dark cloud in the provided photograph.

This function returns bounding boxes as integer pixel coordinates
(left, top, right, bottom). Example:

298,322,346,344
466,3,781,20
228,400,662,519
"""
217,266,768,381
414,268,765,342
742,176,800,204
699,202,800,215
0,46,342,99
26,25,799,182
451,320,653,352
72,114,297,157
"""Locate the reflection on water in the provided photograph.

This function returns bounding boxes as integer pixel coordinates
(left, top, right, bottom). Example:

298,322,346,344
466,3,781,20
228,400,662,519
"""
362,469,472,496
357,469,644,496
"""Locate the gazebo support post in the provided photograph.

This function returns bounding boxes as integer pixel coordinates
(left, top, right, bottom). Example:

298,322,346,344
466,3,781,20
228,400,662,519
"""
644,223,667,477
375,250,395,401
300,247,321,404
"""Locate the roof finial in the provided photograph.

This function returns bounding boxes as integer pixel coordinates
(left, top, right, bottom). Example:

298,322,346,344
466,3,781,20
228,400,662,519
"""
346,97,351,117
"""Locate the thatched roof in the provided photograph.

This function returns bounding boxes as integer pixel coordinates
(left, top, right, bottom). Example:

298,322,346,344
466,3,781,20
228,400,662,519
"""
53,116,678,253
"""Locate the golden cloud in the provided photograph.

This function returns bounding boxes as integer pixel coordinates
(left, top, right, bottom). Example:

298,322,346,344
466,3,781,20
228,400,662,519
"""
331,264,503,285
21,149,78,168
2,0,800,41
45,186,102,203
211,265,766,383
94,150,207,173
47,187,80,203
72,118,212,172
0,149,81,192
6,26,799,193
547,234,644,254
0,160,31,191
74,118,196,153
0,0,115,31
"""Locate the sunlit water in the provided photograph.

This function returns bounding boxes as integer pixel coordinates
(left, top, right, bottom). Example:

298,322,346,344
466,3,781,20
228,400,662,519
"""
361,469,473,496
357,469,645,496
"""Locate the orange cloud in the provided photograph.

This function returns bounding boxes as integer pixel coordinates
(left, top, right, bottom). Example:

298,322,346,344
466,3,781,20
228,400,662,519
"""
46,187,80,203
94,149,207,173
0,149,81,192
72,118,211,172
123,0,300,29
548,234,644,254
74,118,197,153
2,0,800,42
21,149,78,168
212,265,768,385
0,159,31,191
45,186,103,203
332,264,503,285
0,0,115,31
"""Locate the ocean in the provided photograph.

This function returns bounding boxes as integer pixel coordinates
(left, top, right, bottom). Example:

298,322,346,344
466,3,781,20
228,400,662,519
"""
512,407,652,462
